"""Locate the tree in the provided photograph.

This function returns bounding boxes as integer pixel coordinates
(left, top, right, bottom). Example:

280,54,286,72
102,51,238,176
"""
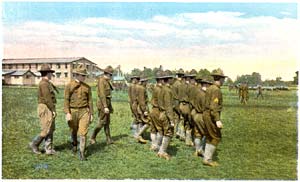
293,71,298,85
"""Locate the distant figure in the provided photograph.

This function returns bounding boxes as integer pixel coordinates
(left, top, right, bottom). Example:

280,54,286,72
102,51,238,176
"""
240,83,249,105
256,85,264,99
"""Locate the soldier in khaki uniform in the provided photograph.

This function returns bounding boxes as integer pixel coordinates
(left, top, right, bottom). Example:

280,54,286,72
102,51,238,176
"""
128,75,140,136
134,76,150,143
202,69,226,167
149,71,164,151
256,85,264,99
157,70,174,160
172,68,185,139
182,69,197,146
90,66,114,145
29,64,57,155
191,76,213,157
64,65,93,160
240,82,249,104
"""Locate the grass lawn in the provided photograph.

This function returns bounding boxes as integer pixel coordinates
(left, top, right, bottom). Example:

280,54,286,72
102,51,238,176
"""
2,86,297,179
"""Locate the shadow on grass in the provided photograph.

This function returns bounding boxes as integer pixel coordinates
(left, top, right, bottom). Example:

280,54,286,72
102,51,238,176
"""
55,142,71,152
86,134,129,157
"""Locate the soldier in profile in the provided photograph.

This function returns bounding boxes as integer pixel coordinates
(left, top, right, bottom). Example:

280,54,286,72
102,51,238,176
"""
29,64,57,155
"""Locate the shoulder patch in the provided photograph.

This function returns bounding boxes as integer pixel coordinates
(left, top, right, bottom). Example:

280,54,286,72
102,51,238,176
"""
213,98,219,104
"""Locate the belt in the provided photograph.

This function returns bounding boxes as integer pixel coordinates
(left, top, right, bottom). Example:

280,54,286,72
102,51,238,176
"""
70,106,88,109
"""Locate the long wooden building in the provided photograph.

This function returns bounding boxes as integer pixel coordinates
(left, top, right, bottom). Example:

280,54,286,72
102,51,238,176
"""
2,57,102,85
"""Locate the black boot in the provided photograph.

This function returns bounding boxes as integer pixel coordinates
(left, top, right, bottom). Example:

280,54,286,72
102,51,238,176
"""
104,125,114,145
71,134,78,154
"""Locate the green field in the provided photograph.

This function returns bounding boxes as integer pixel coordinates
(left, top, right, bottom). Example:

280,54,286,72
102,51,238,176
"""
2,86,298,179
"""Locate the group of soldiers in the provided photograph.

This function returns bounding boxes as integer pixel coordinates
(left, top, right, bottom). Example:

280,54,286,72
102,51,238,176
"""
238,83,264,104
128,68,226,167
29,64,114,161
29,63,226,167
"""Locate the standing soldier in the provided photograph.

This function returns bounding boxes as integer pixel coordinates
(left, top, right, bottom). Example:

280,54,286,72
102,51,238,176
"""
29,64,57,155
157,70,174,160
172,68,185,139
240,82,249,104
256,85,264,99
134,76,150,143
128,75,140,136
90,66,114,145
182,69,197,146
149,71,164,151
64,65,93,161
191,76,213,157
202,68,226,167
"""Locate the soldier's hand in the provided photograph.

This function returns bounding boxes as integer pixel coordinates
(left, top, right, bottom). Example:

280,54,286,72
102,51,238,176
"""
170,121,175,127
52,112,56,118
216,121,223,128
144,111,148,116
66,113,72,122
104,107,110,114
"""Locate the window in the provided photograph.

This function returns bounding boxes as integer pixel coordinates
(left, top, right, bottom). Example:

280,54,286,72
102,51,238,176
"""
36,64,38,69
56,72,61,78
86,65,89,70
15,76,19,79
50,64,52,68
29,64,31,69
26,75,30,79
9,65,12,69
65,73,68,78
22,64,25,69
73,64,76,69
57,64,60,69
65,63,68,69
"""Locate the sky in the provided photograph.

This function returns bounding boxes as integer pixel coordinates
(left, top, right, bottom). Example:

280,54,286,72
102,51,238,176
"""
2,2,299,81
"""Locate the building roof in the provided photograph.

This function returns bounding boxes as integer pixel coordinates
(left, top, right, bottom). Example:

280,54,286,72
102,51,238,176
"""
2,69,36,76
2,57,96,65
2,70,16,76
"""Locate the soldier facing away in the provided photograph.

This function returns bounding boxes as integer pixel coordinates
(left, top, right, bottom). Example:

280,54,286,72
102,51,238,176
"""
256,85,264,99
90,66,114,145
202,68,226,167
64,64,93,160
29,64,57,155
157,70,175,160
128,75,140,136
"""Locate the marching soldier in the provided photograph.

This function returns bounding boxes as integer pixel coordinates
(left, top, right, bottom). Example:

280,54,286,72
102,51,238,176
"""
128,75,140,136
134,76,150,143
182,69,197,146
202,68,226,167
240,82,249,104
191,76,213,157
149,71,164,151
64,64,93,160
90,66,114,145
256,85,264,99
157,70,174,160
172,68,185,139
29,64,57,155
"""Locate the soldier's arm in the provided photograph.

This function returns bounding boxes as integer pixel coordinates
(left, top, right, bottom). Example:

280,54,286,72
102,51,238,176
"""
138,87,147,112
128,85,132,103
98,79,108,108
209,89,222,121
164,91,174,121
40,82,55,112
64,83,71,114
88,86,93,114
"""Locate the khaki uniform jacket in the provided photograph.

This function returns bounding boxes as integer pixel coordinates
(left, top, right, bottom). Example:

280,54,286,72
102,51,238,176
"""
64,79,93,114
187,83,198,107
151,84,162,108
97,76,113,110
38,78,56,112
204,84,223,121
158,85,174,121
172,79,183,101
193,87,206,113
136,84,149,113
177,82,189,102
128,83,138,105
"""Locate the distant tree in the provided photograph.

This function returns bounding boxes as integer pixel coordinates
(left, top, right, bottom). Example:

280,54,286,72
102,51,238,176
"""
234,72,262,85
198,68,211,77
224,77,234,86
293,71,298,85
